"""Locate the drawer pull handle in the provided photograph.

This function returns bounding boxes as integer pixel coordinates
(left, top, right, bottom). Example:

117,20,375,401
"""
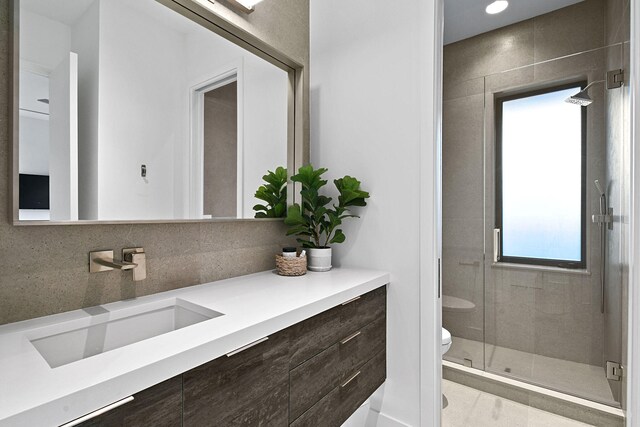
341,371,361,388
340,331,361,345
226,336,269,357
341,296,361,306
60,396,134,427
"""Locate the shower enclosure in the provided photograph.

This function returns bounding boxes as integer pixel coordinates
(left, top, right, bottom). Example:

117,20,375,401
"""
441,1,630,408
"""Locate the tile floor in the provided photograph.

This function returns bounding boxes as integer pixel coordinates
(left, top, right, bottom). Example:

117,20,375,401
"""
442,380,595,427
445,336,616,405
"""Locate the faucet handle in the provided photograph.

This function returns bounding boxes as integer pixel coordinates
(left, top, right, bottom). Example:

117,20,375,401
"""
123,248,146,281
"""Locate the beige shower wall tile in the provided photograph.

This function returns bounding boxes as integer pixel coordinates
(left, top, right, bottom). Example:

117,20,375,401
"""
443,77,484,101
442,220,484,253
487,273,538,354
483,265,605,365
444,19,534,85
442,94,484,224
484,66,536,96
533,307,595,365
605,0,630,44
532,47,606,85
533,0,605,63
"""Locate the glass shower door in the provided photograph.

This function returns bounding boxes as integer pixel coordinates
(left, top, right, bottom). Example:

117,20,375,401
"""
483,44,626,407
441,76,486,371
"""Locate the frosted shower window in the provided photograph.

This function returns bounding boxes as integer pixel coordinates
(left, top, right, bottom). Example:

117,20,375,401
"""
496,84,585,268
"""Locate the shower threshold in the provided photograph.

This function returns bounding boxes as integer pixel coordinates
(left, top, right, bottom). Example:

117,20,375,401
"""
443,360,624,427
445,336,619,407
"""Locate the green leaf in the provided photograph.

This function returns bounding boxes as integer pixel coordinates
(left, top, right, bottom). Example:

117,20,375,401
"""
299,239,318,248
334,176,370,207
330,229,346,244
326,210,342,228
291,165,329,193
284,204,307,226
252,167,288,218
273,203,286,218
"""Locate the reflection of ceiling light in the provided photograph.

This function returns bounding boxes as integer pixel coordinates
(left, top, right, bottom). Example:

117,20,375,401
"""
485,0,508,14
234,0,264,8
211,0,264,14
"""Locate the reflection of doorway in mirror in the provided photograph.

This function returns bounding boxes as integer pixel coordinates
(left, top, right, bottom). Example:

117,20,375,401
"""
203,81,239,218
190,67,243,220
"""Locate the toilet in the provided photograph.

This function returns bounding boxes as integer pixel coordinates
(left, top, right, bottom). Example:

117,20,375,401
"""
441,327,452,356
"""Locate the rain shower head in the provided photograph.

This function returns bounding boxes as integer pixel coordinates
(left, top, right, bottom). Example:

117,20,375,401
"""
565,89,593,106
565,71,623,107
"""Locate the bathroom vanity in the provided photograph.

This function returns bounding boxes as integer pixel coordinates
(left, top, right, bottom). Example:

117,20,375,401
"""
0,269,388,426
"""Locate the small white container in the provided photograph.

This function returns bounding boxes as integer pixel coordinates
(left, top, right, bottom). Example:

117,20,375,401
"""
282,247,297,258
307,247,332,272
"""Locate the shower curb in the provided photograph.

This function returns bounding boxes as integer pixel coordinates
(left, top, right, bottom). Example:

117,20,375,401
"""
443,361,625,426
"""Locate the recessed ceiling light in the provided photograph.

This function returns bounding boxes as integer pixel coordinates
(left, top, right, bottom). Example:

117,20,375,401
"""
485,0,509,14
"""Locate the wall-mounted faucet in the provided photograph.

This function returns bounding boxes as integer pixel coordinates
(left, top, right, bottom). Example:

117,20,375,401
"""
123,248,147,281
89,248,147,281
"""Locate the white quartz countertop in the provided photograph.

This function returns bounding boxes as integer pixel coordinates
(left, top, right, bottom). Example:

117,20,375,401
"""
0,268,389,427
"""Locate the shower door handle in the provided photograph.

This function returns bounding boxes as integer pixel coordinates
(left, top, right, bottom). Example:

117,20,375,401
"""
493,229,501,262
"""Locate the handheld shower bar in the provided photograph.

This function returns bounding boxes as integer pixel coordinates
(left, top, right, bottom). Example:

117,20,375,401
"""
592,180,613,314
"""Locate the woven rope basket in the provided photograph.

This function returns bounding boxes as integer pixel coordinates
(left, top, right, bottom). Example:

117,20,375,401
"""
275,254,307,276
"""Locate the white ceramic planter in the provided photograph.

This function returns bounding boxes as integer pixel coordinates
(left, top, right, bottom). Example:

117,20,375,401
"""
307,247,332,272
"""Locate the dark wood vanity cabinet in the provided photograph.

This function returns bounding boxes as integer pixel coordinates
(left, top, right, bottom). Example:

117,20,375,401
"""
290,351,386,427
75,376,183,427
288,286,387,426
69,286,386,427
182,329,291,426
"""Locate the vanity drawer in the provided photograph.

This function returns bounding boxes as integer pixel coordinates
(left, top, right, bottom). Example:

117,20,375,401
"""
74,376,182,427
290,350,386,427
182,329,290,426
228,381,289,426
289,315,386,421
289,286,386,368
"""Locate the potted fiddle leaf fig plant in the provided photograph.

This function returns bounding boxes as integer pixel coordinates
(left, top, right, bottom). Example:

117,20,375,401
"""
253,166,287,218
284,165,370,271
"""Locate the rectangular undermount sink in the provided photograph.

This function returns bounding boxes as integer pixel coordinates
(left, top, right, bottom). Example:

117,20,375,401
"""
30,298,223,368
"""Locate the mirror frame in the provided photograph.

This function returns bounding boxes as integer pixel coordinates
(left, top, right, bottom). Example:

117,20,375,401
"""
9,0,304,225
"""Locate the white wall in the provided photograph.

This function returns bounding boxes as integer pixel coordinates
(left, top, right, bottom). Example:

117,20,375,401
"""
72,0,100,220
95,0,286,220
242,57,288,217
310,1,440,426
97,0,187,220
19,8,70,71
18,115,49,175
48,52,78,221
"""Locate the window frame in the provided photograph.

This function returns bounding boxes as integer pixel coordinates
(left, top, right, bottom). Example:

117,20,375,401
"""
495,82,587,269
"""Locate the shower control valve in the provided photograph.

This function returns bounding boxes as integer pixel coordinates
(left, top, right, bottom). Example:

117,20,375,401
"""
592,208,613,230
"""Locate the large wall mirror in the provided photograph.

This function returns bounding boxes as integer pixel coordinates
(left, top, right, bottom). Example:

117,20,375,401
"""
13,0,297,223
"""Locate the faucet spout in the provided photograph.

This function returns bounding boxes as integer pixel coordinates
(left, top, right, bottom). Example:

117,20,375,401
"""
94,258,137,270
89,250,138,273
